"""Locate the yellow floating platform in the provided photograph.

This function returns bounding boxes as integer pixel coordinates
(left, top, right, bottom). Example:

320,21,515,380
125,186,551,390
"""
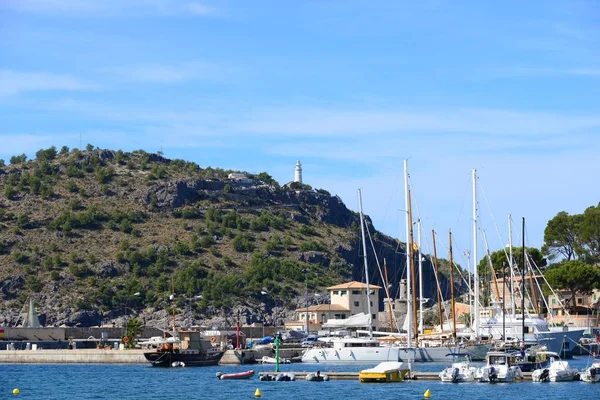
359,362,410,383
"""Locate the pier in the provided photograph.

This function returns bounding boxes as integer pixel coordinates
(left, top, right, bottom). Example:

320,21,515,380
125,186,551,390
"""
258,371,535,381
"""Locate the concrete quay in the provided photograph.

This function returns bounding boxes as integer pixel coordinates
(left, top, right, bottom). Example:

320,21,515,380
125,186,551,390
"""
258,371,535,381
0,349,147,364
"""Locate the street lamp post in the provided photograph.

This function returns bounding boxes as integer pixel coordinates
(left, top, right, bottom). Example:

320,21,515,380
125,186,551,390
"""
186,295,203,328
304,269,309,334
260,291,268,338
124,292,140,342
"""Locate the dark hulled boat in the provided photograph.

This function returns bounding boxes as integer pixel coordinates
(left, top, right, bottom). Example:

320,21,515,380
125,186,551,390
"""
142,330,224,367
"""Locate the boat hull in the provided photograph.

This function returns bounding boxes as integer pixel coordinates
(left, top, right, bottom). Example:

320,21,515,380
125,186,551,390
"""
218,370,255,380
144,350,223,367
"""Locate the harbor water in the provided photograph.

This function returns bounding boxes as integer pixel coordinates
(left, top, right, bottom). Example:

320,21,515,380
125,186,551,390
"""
2,358,600,399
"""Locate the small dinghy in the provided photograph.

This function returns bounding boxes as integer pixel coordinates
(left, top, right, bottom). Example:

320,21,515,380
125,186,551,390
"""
306,371,329,382
259,373,295,381
216,370,255,380
171,361,185,368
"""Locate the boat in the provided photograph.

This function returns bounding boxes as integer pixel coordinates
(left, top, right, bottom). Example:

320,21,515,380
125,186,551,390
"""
306,371,329,381
580,357,600,383
531,352,578,382
476,351,524,382
259,356,291,364
142,330,224,367
359,361,409,383
510,344,551,372
439,354,477,383
216,370,255,380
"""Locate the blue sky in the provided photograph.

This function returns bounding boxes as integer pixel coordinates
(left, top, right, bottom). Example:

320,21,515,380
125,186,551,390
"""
1,0,599,268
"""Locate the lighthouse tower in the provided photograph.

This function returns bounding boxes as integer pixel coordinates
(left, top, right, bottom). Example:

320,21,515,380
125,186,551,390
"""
294,160,302,183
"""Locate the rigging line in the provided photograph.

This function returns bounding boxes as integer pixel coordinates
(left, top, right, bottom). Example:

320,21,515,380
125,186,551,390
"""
478,176,508,252
365,216,401,333
526,253,547,317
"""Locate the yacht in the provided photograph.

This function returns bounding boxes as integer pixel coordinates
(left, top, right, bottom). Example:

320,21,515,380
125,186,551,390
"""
476,351,524,382
531,352,578,382
301,337,405,363
479,313,584,357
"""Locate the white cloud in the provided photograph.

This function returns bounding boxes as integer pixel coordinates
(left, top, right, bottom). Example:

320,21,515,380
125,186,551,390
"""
2,0,217,17
0,70,96,96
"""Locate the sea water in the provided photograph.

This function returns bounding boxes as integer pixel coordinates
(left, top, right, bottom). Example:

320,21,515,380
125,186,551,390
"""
1,358,600,399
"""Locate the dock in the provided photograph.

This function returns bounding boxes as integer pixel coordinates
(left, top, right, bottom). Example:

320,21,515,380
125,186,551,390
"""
0,349,146,364
258,371,535,381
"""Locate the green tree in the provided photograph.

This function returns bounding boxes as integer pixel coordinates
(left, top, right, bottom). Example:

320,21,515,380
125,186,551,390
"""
0,159,5,167
10,154,27,164
124,318,144,348
545,260,600,312
578,204,600,263
542,211,582,261
86,143,94,151
60,146,70,155
477,246,547,275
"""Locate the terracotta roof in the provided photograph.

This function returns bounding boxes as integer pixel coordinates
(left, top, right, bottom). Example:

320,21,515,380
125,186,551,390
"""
327,281,382,290
294,304,350,312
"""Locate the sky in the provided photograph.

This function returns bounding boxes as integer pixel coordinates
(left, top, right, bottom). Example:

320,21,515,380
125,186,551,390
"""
1,0,599,268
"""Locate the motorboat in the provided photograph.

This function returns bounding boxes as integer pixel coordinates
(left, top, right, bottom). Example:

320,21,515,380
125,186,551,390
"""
580,357,600,383
359,361,408,383
439,354,477,383
476,351,524,382
532,352,578,382
259,356,291,364
216,370,255,380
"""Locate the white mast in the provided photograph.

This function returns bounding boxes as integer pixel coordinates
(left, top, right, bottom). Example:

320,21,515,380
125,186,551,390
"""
472,168,480,339
357,189,373,338
404,159,412,347
418,218,423,334
508,214,515,315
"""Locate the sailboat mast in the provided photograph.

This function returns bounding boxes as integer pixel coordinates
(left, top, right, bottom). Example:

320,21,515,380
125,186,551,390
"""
408,190,418,339
508,214,515,315
472,169,480,340
383,258,395,332
358,189,373,339
521,217,526,345
449,229,457,340
418,219,423,334
404,159,412,347
527,253,539,315
432,230,444,329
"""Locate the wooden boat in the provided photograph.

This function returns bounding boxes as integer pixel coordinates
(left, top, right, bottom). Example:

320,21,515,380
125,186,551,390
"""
359,361,408,383
216,370,255,380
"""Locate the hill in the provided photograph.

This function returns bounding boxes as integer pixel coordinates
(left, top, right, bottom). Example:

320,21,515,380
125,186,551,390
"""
0,146,457,328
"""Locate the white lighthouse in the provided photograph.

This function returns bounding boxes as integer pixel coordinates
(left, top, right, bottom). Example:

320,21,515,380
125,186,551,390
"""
294,160,302,183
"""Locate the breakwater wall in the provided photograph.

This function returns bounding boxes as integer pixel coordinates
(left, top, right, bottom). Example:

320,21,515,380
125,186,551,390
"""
0,349,147,364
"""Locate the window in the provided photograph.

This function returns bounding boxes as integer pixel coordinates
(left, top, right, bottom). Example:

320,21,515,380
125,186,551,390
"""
341,290,347,295
370,301,373,307
595,294,598,301
552,298,556,305
333,290,339,295
354,301,360,307
352,290,360,295
372,314,376,320
578,298,583,304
